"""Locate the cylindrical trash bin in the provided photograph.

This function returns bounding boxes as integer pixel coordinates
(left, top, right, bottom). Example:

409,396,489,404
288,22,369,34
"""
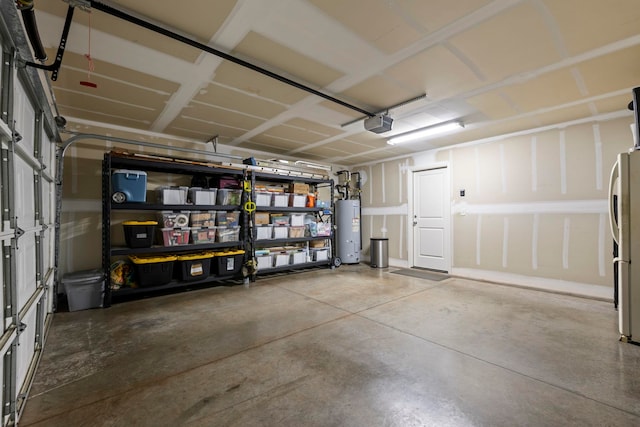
370,238,389,268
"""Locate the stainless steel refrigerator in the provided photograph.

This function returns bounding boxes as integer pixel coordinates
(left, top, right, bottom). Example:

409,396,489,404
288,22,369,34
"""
609,87,640,344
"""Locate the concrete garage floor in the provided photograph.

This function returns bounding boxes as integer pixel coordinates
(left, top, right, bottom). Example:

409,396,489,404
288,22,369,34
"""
21,265,640,426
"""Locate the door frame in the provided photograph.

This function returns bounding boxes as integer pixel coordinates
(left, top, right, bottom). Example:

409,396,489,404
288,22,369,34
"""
407,162,451,272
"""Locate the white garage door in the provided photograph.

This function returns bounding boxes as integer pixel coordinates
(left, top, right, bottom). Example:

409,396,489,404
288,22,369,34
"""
0,30,58,424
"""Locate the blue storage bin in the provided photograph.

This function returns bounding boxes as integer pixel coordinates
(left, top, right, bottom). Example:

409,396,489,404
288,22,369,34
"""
112,170,147,203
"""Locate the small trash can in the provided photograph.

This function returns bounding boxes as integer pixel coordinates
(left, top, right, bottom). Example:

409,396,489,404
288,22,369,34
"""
370,238,389,268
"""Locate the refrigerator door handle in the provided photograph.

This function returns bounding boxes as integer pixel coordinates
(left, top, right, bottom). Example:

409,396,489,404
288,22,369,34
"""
609,160,620,244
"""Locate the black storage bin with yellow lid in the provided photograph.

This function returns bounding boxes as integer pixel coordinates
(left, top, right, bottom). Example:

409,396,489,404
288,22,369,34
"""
177,252,214,281
211,250,245,276
123,220,158,248
129,254,176,287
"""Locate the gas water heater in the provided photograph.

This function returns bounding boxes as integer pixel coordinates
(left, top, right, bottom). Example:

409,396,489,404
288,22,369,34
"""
335,200,361,264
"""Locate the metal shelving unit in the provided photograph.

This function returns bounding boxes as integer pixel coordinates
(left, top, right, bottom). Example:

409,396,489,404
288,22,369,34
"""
248,169,335,278
102,152,248,306
102,152,337,304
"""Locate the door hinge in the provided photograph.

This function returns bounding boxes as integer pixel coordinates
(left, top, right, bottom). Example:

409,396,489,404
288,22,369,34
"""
15,227,25,239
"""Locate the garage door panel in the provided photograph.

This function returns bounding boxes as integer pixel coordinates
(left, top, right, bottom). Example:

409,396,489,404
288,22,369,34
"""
41,180,52,226
16,299,38,398
0,240,5,333
16,233,37,312
13,76,36,158
41,128,54,171
15,156,36,229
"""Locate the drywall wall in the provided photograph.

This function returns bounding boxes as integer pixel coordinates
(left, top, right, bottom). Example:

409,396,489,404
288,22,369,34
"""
357,157,413,261
355,114,634,298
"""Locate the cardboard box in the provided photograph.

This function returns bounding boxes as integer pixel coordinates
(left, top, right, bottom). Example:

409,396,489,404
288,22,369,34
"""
255,212,270,225
290,182,310,194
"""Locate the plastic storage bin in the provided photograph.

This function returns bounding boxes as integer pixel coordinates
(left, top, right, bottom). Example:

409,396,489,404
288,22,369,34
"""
216,210,240,227
256,225,273,240
272,193,289,207
212,250,245,276
159,211,190,228
157,186,189,204
62,270,104,311
289,194,306,208
191,227,217,244
217,189,242,205
270,215,289,226
311,248,329,262
316,221,331,236
255,192,272,207
123,221,157,248
273,251,290,267
289,226,306,238
177,252,214,281
129,254,177,287
272,226,289,239
111,170,147,203
290,250,307,265
190,211,216,227
189,188,217,205
256,253,274,270
161,227,191,246
217,226,240,242
290,214,305,227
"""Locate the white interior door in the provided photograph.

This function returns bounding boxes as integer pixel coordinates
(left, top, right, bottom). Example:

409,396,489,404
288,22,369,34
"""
413,167,450,272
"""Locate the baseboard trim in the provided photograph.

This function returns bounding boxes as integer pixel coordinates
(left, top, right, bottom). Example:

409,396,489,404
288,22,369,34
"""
451,268,612,301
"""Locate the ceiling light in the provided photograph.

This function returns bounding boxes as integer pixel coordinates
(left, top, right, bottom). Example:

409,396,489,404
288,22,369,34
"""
387,121,464,145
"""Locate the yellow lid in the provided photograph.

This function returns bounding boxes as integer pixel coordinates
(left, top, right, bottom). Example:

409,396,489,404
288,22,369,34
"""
176,252,214,261
123,221,158,226
212,249,245,256
128,254,177,264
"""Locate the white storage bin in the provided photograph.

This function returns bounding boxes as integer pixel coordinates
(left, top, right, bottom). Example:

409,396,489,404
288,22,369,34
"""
157,186,189,204
255,192,272,207
290,250,307,265
272,193,289,207
290,214,305,227
256,225,273,240
272,226,289,239
312,248,329,262
256,254,273,270
189,187,217,205
273,252,290,267
289,194,306,208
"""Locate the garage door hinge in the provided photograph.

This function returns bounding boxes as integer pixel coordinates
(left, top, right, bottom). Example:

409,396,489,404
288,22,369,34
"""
12,129,22,143
15,227,24,238
18,322,26,333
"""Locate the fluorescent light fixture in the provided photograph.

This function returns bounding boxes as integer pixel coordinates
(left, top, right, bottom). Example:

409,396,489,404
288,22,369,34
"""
387,121,463,145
